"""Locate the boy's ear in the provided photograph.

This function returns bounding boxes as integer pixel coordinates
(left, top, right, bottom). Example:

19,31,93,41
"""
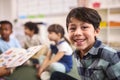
95,28,100,36
58,33,61,38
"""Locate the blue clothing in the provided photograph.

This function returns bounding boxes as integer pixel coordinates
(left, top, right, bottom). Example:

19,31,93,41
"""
74,39,120,80
0,37,21,54
48,62,66,73
50,38,73,73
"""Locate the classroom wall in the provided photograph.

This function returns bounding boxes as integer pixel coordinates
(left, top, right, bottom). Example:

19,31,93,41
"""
0,0,17,23
0,0,12,20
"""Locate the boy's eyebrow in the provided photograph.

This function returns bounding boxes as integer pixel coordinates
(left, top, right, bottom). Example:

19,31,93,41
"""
68,24,75,26
69,21,86,25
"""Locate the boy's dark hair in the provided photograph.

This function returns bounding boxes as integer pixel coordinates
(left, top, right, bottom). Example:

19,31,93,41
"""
24,21,39,34
0,20,13,29
66,7,101,29
48,24,65,38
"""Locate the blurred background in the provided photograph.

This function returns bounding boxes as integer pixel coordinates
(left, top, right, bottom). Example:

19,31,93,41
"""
0,0,120,50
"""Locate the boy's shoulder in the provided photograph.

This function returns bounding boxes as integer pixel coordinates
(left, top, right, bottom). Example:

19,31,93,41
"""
101,46,117,55
98,45,120,63
93,39,117,56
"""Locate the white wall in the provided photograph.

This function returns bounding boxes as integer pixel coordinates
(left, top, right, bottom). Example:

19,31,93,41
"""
0,0,17,21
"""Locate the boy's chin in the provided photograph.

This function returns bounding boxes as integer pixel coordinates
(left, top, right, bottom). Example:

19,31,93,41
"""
75,45,85,50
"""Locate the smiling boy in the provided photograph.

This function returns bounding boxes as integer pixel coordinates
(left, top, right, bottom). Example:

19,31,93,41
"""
50,7,120,80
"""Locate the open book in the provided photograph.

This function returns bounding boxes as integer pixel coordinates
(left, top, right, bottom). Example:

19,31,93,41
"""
0,46,42,68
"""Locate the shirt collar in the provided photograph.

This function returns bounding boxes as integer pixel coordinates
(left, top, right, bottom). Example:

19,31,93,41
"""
74,39,104,58
56,38,65,45
88,39,103,55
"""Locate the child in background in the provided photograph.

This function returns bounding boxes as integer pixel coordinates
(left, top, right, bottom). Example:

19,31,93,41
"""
0,20,21,79
37,24,73,80
23,21,41,49
23,21,48,66
50,7,120,80
0,20,21,54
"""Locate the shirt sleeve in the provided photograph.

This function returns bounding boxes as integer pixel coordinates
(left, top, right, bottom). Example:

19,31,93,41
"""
58,42,73,55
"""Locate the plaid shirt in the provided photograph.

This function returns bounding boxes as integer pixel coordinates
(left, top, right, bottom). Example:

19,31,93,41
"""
74,39,120,80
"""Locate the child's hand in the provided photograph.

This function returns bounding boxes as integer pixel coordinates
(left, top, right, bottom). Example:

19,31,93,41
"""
9,67,16,74
0,66,10,77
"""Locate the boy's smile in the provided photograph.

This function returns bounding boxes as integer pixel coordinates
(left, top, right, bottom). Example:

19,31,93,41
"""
68,18,100,55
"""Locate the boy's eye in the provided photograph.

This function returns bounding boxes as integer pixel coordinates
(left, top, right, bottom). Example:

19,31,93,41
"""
81,26,88,30
68,25,76,31
68,24,76,31
69,27,76,31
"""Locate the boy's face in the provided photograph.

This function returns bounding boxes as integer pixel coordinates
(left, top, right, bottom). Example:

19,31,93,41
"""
68,18,100,53
0,24,12,39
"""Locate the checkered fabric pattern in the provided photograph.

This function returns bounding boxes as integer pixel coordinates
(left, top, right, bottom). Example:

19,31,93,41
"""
74,39,120,80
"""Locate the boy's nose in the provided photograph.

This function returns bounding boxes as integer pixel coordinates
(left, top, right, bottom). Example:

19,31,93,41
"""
74,28,82,36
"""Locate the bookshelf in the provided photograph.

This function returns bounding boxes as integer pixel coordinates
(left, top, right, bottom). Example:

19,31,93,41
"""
88,0,120,50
